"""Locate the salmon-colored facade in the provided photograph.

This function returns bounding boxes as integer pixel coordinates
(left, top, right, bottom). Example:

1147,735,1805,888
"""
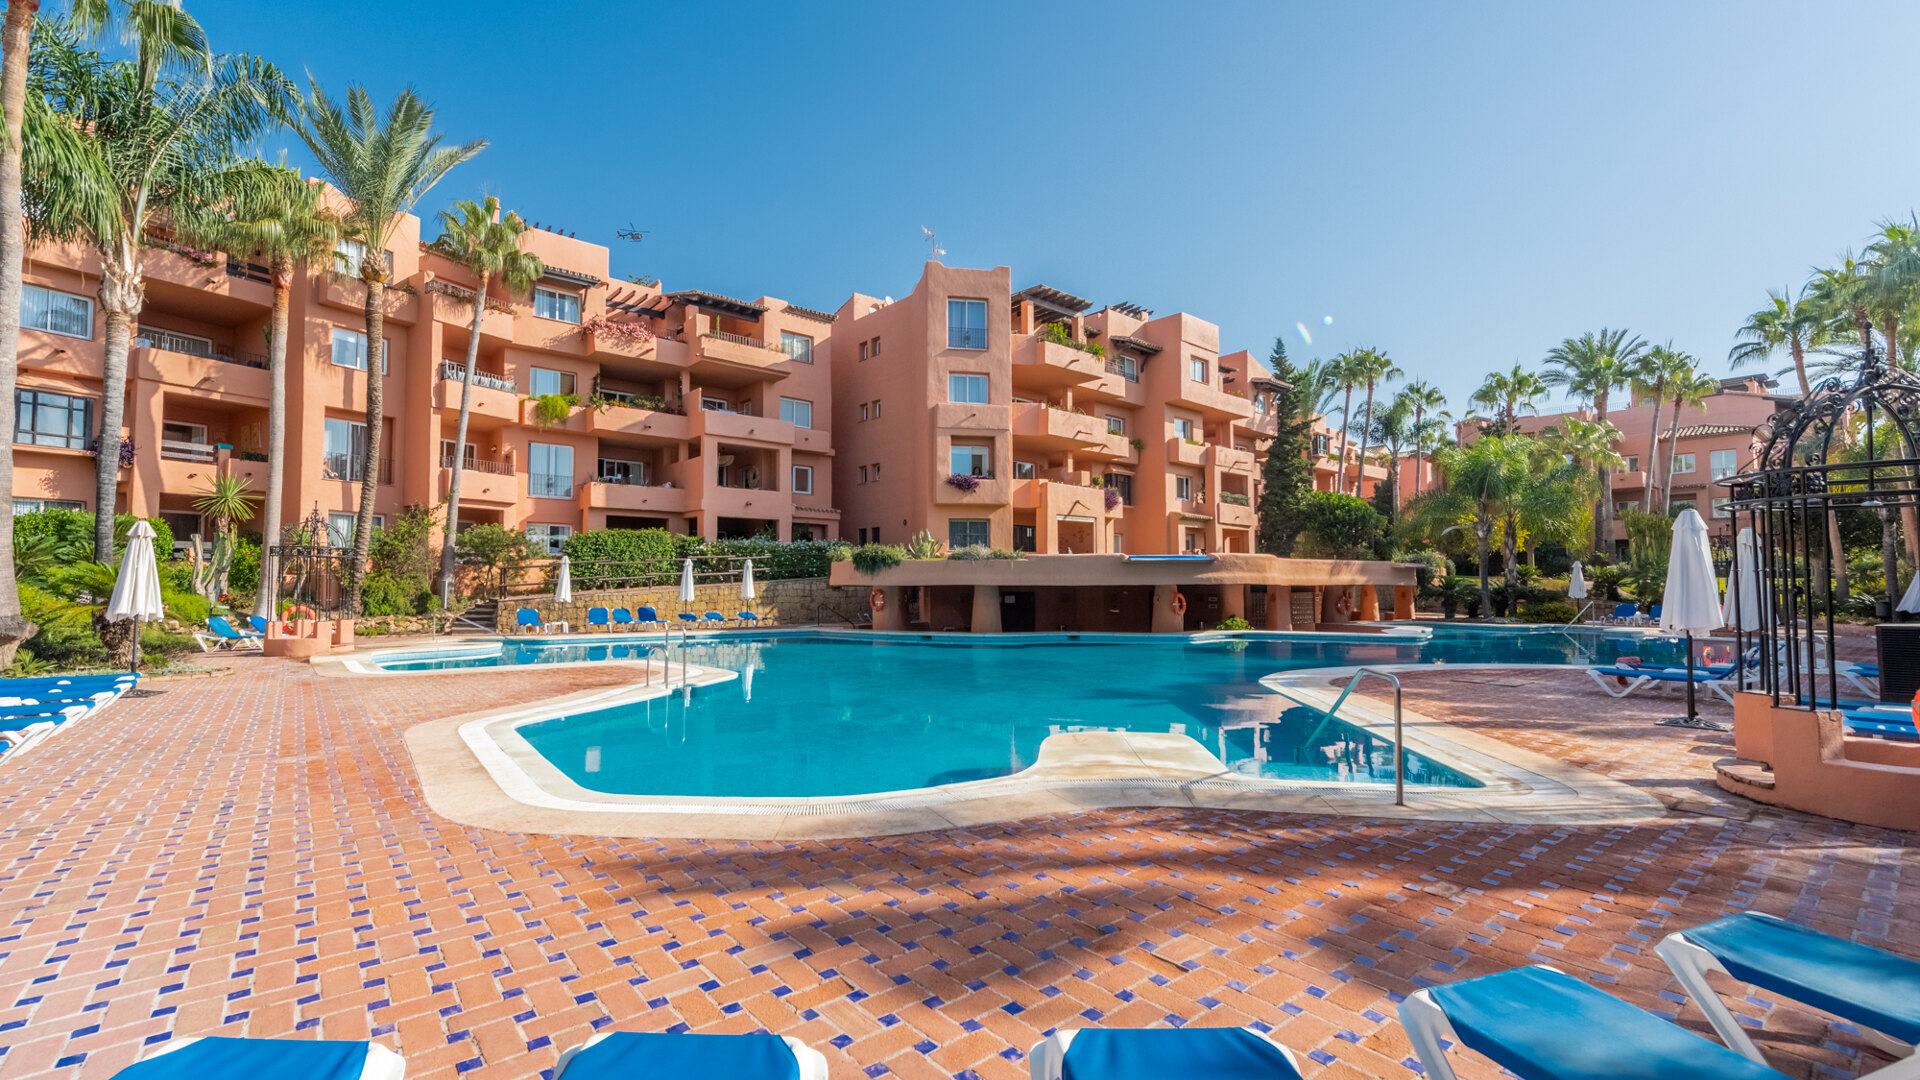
828,265,1263,556
12,217,839,553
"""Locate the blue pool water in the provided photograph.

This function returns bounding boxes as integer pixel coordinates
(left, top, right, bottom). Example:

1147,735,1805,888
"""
381,628,1678,799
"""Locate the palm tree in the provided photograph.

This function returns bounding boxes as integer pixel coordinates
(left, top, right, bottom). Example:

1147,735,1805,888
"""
191,472,257,598
1327,349,1361,494
183,161,340,613
1398,379,1446,499
1537,417,1623,557
1363,395,1415,513
1864,217,1920,370
1730,286,1829,397
1407,436,1583,612
1659,368,1720,512
1542,328,1646,555
1347,347,1401,496
293,82,483,610
1807,254,1877,356
431,195,542,606
24,21,285,562
1630,344,1696,510
1469,363,1548,435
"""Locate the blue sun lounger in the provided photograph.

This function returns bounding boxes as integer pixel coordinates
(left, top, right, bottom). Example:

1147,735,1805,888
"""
112,1036,404,1080
738,611,761,624
587,607,611,631
1842,704,1917,740
611,608,635,630
676,612,701,624
634,606,661,628
1400,965,1787,1080
1027,1028,1304,1080
1657,911,1920,1077
554,1032,827,1080
1587,665,1737,705
194,615,263,652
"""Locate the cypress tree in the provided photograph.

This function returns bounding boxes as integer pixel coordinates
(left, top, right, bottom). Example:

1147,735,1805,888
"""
1257,336,1316,556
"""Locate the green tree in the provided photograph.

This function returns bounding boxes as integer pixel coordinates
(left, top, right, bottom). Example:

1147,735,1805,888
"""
1469,362,1548,436
182,160,341,613
24,19,285,562
1361,394,1416,516
1256,337,1316,555
1536,417,1623,557
1327,349,1362,495
1399,379,1447,500
1542,328,1646,554
190,472,257,598
1630,344,1696,510
292,82,483,611
1407,435,1584,611
1293,490,1383,560
1657,367,1720,513
1346,347,1401,496
431,195,542,605
0,2,209,666
1729,285,1828,396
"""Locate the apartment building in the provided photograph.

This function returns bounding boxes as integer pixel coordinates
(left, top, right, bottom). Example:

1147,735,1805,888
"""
1467,374,1790,548
1217,356,1396,505
11,214,837,555
827,263,1263,556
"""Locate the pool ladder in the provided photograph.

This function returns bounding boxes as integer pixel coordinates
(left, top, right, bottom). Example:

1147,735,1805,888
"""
1317,667,1406,806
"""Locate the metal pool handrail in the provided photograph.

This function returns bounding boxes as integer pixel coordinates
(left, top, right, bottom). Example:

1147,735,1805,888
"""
1321,667,1405,806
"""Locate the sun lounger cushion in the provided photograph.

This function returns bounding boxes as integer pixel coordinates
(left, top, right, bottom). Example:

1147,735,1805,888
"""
1057,1029,1303,1080
556,1032,801,1080
1682,913,1920,1044
116,1037,378,1080
1428,966,1785,1080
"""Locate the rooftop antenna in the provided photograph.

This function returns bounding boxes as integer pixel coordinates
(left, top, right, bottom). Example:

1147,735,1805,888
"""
616,223,649,243
922,226,944,262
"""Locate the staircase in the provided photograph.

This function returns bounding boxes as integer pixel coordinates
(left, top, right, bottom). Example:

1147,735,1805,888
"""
452,600,500,635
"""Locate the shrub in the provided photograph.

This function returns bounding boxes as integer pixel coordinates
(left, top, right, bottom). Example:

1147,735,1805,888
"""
358,572,415,617
560,529,844,589
456,524,535,597
1515,563,1542,585
1215,616,1252,631
226,538,261,598
1292,491,1383,561
1517,599,1578,623
369,505,439,582
848,544,904,575
165,591,211,628
530,393,580,428
1393,548,1449,590
902,530,942,560
14,509,173,566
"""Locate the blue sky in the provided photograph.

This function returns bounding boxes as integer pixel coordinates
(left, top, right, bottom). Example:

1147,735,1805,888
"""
193,1,1920,414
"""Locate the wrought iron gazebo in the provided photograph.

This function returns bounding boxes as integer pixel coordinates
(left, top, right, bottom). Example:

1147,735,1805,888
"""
266,505,353,619
1720,341,1920,708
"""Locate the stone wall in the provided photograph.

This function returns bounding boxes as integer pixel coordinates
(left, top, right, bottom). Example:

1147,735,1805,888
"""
496,577,870,632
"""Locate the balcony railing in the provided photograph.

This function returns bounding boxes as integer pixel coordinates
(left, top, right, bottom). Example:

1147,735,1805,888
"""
1104,358,1139,382
438,360,515,393
135,327,267,369
322,455,392,484
597,459,648,485
160,439,216,463
529,472,574,498
439,449,514,474
703,329,776,350
224,257,271,284
948,327,988,350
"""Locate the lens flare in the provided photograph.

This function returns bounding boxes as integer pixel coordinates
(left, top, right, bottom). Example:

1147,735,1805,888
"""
1295,322,1312,345
1323,315,1334,326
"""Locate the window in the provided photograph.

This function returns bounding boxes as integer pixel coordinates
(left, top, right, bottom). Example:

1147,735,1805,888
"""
1176,476,1193,501
14,389,92,449
779,397,813,428
858,465,870,484
792,465,813,495
599,458,645,485
700,395,731,412
948,373,989,404
859,340,869,361
323,418,368,481
1254,393,1268,414
870,337,881,356
441,439,477,470
1711,449,1739,479
529,367,575,397
330,328,388,373
1013,524,1036,553
22,284,92,338
1622,456,1639,473
1712,497,1732,518
1105,473,1133,505
1112,533,1123,554
948,518,990,548
528,442,574,498
870,526,879,543
1184,529,1203,552
325,512,383,546
871,462,880,480
1672,453,1696,474
858,528,868,544
1012,460,1036,479
859,402,870,421
1108,355,1137,381
161,421,208,447
14,497,85,513
1190,356,1208,383
333,239,392,276
1105,415,1126,435
872,399,881,418
533,287,581,323
950,440,991,477
947,299,987,349
779,331,813,363
1174,417,1195,441
1312,433,1330,456
525,523,572,555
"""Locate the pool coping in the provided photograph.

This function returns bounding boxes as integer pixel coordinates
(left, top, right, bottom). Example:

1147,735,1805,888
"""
397,639,1674,841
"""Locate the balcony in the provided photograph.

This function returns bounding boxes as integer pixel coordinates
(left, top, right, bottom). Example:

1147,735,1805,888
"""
1172,378,1256,421
423,279,516,342
438,359,514,393
1010,402,1108,451
688,401,794,444
1217,495,1255,529
440,449,515,475
132,343,269,401
588,400,690,441
322,454,393,485
693,330,789,381
519,396,591,434
1206,444,1256,473
934,473,1010,507
160,439,217,463
1012,477,1117,521
1013,337,1101,390
432,364,520,423
1612,469,1648,490
1167,437,1206,466
528,471,574,500
437,465,516,508
580,479,693,515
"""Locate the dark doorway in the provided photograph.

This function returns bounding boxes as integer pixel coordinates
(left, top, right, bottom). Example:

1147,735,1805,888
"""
1002,590,1036,632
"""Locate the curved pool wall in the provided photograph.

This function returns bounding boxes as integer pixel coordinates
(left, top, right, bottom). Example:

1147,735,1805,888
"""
362,625,1680,804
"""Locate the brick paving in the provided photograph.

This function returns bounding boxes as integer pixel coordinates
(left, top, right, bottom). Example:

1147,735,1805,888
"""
0,655,1915,1080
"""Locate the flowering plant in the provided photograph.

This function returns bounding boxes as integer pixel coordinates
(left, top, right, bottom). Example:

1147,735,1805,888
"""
1104,488,1121,511
944,473,982,493
580,315,655,346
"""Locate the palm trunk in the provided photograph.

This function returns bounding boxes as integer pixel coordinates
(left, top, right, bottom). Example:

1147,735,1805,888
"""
1354,383,1375,497
1789,339,1811,397
1594,393,1613,555
1662,399,1683,513
253,261,292,614
347,268,385,612
1336,385,1354,495
1502,509,1518,587
1883,314,1899,371
440,273,491,607
1475,520,1492,615
1642,387,1663,511
94,262,142,561
1412,407,1425,499
0,0,42,667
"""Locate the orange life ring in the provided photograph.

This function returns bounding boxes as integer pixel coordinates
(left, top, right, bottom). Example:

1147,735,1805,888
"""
285,605,316,622
869,587,885,612
1171,592,1188,617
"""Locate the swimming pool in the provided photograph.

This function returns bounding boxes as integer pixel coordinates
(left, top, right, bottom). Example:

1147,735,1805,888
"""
379,627,1677,799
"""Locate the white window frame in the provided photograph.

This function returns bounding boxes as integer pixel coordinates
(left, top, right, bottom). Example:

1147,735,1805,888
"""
1176,476,1193,500
791,464,814,495
322,417,368,481
1105,414,1126,435
1672,453,1696,474
1189,356,1208,383
161,421,209,446
21,283,93,339
533,286,582,324
330,328,389,374
859,403,870,422
325,512,384,546
948,373,989,404
872,399,881,418
15,497,86,513
779,331,814,363
947,299,988,350
525,523,572,555
529,367,575,397
1174,417,1195,441
528,442,575,499
779,397,813,428
950,440,992,478
1711,449,1739,479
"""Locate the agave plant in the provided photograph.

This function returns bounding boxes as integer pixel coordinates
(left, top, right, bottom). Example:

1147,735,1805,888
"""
192,473,259,598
